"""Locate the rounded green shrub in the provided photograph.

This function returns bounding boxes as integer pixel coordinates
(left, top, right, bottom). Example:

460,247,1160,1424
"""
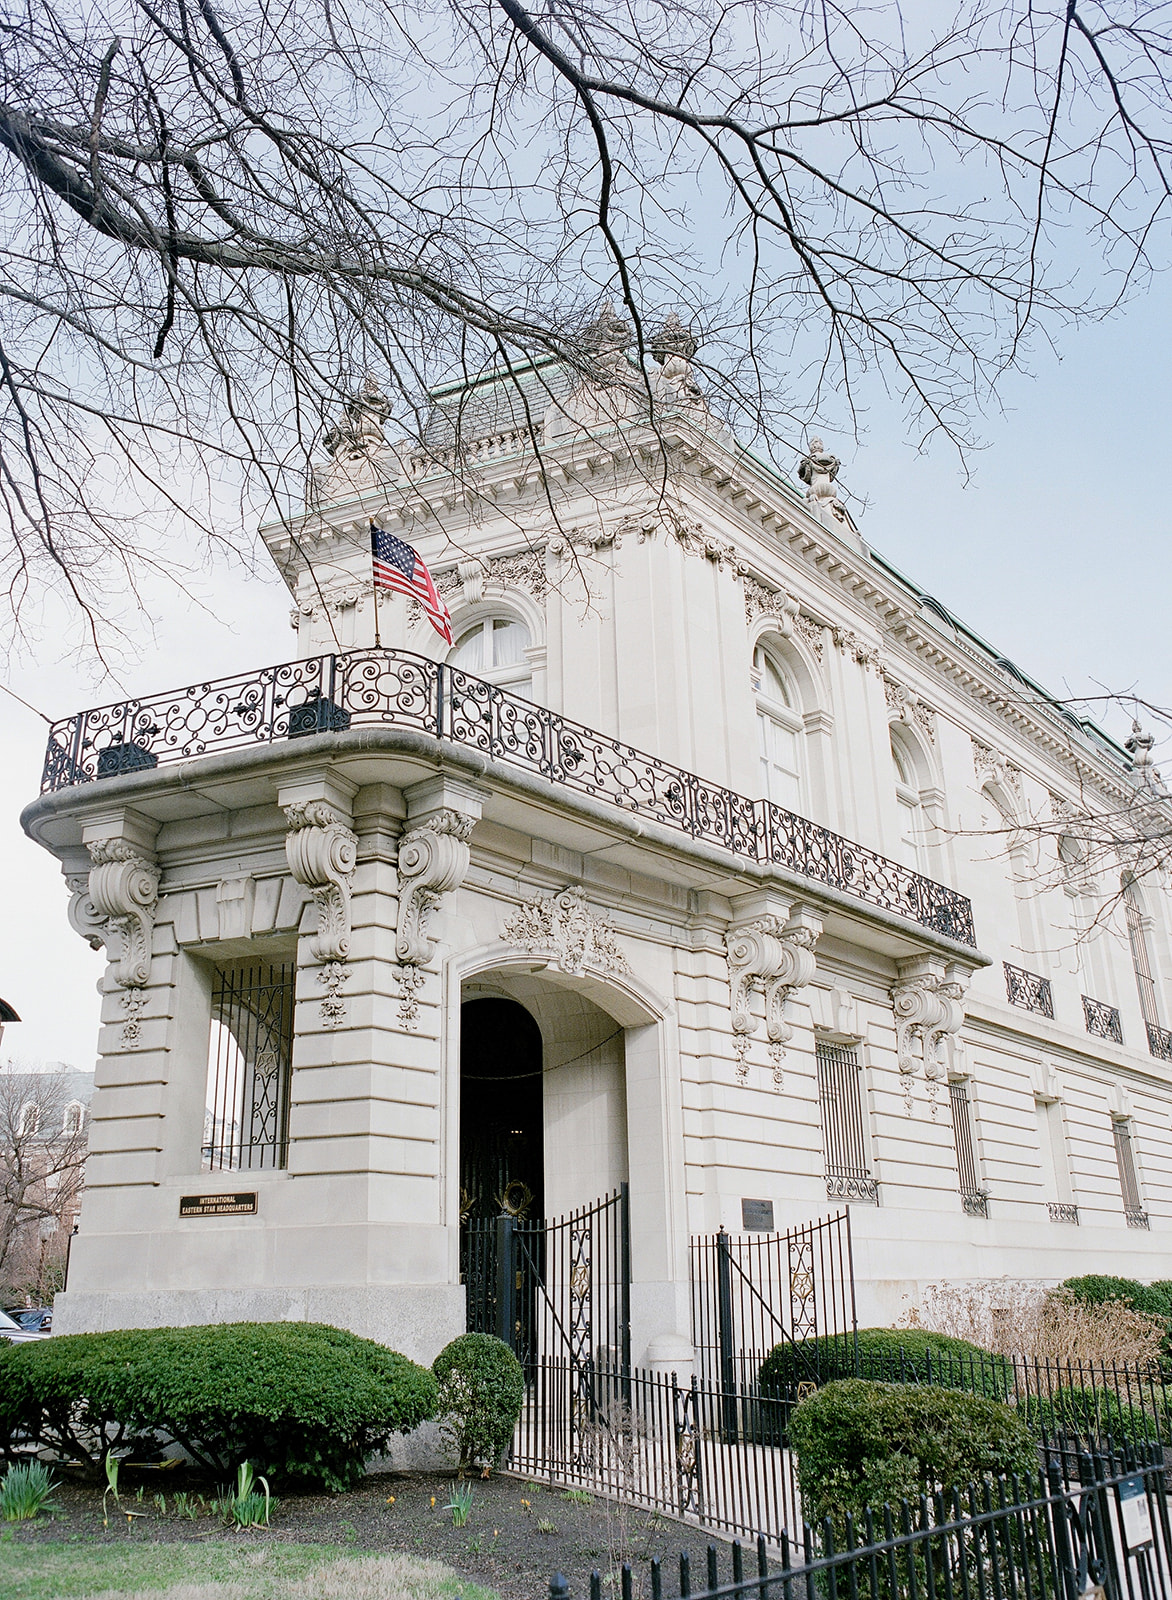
1020,1385,1158,1445
0,1322,436,1492
788,1379,1038,1526
432,1333,524,1474
1059,1276,1170,1320
760,1328,1014,1401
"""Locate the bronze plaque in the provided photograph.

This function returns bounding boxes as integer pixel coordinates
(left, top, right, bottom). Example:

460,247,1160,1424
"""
741,1198,775,1231
179,1191,258,1218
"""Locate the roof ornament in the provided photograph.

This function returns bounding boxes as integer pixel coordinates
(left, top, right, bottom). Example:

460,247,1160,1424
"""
651,313,704,408
581,303,633,374
798,436,847,525
322,375,392,460
1125,720,1166,793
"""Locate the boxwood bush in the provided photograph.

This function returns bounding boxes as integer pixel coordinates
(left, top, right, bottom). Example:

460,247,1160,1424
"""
760,1328,1014,1401
0,1322,436,1491
788,1379,1038,1526
1059,1276,1171,1320
432,1333,524,1474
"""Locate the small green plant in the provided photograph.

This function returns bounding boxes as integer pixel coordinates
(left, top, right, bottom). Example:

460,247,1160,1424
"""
0,1462,59,1522
102,1451,121,1528
468,1535,482,1554
171,1491,200,1520
561,1488,593,1504
535,1517,558,1535
226,1461,272,1528
153,1493,167,1515
445,1481,475,1527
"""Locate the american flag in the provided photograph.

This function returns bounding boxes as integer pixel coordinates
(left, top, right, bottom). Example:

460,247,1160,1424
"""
370,524,453,646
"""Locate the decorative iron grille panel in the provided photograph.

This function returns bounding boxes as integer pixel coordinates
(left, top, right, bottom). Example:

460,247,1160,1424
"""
1112,1118,1145,1223
1082,995,1123,1043
203,961,295,1171
815,1043,877,1205
1147,1022,1172,1061
948,1079,988,1216
40,650,977,948
1004,961,1054,1017
1048,1201,1079,1224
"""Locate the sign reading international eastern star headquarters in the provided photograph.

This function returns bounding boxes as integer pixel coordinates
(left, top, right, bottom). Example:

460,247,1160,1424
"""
179,1192,258,1218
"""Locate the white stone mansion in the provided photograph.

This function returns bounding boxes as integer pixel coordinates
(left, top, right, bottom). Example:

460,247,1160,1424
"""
22,320,1172,1365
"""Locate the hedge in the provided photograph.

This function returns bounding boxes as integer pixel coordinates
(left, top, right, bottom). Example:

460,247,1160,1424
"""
432,1333,524,1474
1058,1276,1172,1321
760,1328,1014,1401
788,1379,1038,1526
0,1322,436,1491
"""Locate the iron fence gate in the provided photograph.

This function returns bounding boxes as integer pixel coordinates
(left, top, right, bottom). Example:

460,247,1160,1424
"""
462,1185,631,1375
690,1209,856,1395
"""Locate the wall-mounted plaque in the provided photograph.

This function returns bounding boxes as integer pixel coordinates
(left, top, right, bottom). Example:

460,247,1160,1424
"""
741,1198,775,1231
179,1192,258,1218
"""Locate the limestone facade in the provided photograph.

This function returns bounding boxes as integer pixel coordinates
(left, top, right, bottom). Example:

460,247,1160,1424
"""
22,356,1172,1360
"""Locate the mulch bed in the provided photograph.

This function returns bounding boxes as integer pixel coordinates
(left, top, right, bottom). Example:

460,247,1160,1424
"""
8,1466,753,1600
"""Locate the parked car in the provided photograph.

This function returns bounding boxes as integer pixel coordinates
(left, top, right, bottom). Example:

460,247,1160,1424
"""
4,1307,51,1334
0,1307,48,1342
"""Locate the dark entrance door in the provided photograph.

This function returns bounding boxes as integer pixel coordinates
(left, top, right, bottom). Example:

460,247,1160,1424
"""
459,997,544,1224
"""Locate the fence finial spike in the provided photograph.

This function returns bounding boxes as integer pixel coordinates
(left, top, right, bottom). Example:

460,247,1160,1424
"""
550,1574,571,1600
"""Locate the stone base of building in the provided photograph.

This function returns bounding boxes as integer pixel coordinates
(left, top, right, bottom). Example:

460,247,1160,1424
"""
51,1283,466,1367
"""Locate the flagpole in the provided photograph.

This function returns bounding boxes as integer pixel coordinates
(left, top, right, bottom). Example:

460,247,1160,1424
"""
373,584,382,649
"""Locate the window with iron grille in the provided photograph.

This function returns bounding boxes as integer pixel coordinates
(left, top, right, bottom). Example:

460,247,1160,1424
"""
949,1079,988,1217
815,1041,878,1204
1112,1118,1148,1229
203,960,295,1172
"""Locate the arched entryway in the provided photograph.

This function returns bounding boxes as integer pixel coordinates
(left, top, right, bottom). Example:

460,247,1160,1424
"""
459,996,544,1224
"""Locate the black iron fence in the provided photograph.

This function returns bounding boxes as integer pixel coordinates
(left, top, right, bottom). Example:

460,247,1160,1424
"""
513,1359,804,1542
690,1212,856,1392
40,648,977,948
551,1446,1172,1600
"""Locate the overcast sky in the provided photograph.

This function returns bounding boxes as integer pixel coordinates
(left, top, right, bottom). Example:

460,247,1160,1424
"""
2,273,1169,1070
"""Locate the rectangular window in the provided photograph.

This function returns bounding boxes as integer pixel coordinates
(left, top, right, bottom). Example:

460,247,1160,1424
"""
816,1041,878,1204
1112,1118,1148,1229
1035,1096,1078,1223
949,1079,987,1217
204,960,295,1172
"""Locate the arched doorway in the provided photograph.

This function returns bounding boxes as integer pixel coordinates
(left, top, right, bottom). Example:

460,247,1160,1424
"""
459,997,544,1224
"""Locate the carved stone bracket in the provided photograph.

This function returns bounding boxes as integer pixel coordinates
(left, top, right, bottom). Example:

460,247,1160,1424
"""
891,958,969,1117
86,839,161,990
65,872,108,952
726,907,821,1086
283,799,359,963
973,738,1023,801
831,627,881,670
501,885,630,978
883,673,936,744
395,809,476,965
743,575,800,634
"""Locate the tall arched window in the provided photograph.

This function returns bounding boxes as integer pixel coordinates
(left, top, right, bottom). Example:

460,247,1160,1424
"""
753,644,803,810
450,617,533,698
891,732,924,870
1123,875,1162,1031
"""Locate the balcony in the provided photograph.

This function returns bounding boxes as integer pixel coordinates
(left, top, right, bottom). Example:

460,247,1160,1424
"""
1147,1023,1172,1062
39,647,978,950
1125,1207,1150,1230
1004,962,1054,1018
1048,1202,1079,1225
1082,995,1123,1044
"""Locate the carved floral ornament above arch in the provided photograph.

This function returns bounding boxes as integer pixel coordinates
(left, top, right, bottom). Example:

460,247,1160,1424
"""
883,672,937,746
500,885,630,979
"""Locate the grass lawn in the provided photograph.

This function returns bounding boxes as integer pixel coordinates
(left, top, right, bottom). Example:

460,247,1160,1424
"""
0,1539,502,1600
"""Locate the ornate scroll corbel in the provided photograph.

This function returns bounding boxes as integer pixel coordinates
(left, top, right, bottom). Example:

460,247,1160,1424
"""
283,799,358,962
394,809,475,966
891,960,968,1117
86,840,161,989
726,909,821,1086
66,873,108,952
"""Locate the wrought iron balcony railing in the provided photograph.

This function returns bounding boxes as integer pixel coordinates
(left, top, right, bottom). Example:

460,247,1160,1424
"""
1147,1022,1172,1062
1082,995,1123,1044
1048,1202,1079,1224
39,647,978,948
1125,1206,1150,1230
961,1191,990,1218
1003,962,1054,1018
